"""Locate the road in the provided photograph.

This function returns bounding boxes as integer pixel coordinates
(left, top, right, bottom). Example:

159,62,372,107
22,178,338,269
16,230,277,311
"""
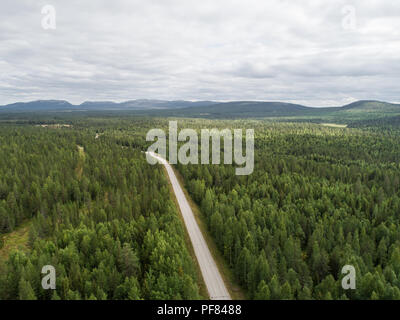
146,152,231,300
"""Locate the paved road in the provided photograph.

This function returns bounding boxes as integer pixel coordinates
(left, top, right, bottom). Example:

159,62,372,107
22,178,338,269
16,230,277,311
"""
146,152,231,300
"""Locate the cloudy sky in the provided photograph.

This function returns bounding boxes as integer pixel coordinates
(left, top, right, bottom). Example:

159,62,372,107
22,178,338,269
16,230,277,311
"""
0,0,399,106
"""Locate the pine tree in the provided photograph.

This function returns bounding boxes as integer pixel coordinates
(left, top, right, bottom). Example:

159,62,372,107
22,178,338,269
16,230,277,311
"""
254,280,270,300
18,279,37,300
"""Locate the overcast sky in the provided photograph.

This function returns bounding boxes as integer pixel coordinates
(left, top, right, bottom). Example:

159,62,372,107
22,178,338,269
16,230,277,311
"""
0,0,399,106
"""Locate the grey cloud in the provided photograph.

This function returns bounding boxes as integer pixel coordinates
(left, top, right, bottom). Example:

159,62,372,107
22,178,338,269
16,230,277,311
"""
0,0,399,106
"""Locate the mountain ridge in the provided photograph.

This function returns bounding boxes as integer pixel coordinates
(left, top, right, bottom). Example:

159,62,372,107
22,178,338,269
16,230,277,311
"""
0,99,219,112
1,99,399,123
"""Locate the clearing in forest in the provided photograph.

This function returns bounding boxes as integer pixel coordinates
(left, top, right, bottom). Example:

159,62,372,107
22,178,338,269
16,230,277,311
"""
0,222,31,260
76,145,85,179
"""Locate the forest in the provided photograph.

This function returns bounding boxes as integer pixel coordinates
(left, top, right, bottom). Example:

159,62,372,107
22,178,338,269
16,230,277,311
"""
0,122,202,299
1,117,400,300
177,121,400,299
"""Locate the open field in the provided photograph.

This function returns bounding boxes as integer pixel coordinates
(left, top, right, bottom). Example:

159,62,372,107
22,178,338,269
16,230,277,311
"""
0,222,31,260
320,123,348,128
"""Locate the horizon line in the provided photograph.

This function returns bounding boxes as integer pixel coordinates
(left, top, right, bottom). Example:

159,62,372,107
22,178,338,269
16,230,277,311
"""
1,98,399,109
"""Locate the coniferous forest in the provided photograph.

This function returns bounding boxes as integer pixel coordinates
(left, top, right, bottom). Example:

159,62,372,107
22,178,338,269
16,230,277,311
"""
0,122,201,300
1,118,400,300
177,121,400,300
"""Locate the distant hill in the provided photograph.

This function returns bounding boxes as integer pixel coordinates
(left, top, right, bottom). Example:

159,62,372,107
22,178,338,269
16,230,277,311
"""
0,100,76,112
160,101,311,118
80,99,218,110
341,100,400,112
126,100,400,120
0,99,218,112
328,100,400,122
1,99,399,124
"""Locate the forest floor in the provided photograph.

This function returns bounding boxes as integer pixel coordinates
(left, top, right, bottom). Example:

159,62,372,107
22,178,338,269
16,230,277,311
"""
172,166,247,300
0,221,31,260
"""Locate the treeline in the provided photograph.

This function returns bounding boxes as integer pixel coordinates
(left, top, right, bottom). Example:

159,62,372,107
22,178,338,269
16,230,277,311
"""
348,116,400,129
177,123,400,299
0,125,201,299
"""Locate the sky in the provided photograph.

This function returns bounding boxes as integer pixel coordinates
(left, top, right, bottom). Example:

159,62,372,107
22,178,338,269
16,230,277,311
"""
0,0,399,106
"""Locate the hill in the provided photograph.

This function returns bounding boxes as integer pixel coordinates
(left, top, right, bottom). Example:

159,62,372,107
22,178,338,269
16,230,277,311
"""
0,99,217,113
158,101,311,118
327,100,400,123
341,100,400,112
0,100,76,112
1,99,400,125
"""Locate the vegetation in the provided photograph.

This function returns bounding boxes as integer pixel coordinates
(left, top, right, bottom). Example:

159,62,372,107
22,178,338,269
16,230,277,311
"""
2,100,400,124
1,115,400,300
176,122,400,300
0,124,202,300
